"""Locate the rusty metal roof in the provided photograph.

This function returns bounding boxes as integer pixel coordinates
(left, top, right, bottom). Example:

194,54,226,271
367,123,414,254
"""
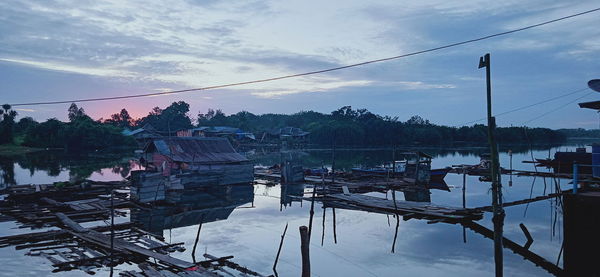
145,137,248,164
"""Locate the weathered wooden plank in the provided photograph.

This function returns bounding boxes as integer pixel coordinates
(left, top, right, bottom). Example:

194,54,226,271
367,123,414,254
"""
139,263,164,277
55,212,91,233
327,194,482,222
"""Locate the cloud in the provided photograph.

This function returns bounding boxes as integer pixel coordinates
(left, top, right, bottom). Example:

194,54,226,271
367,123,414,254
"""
394,81,457,90
14,108,35,112
0,58,135,77
1,0,599,128
250,79,372,99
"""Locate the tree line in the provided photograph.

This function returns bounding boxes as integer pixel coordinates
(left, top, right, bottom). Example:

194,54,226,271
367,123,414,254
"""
0,102,577,151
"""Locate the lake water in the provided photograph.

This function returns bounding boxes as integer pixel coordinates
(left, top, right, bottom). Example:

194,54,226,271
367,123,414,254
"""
0,144,586,276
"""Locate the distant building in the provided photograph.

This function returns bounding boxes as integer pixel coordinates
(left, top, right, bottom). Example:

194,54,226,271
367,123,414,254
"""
261,126,310,143
180,126,256,141
122,124,162,146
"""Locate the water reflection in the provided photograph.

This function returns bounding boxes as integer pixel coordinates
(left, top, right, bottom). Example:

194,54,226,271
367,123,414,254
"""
0,143,592,276
0,151,134,189
131,184,254,236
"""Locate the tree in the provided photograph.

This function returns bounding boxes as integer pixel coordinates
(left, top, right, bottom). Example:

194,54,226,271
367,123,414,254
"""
105,108,133,129
136,102,193,132
0,104,18,144
15,117,38,136
406,115,430,125
67,103,87,122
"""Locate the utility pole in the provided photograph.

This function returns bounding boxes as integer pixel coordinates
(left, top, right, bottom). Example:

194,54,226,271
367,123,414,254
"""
479,53,505,277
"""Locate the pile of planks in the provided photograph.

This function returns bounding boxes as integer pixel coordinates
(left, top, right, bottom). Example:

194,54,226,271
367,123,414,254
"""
0,196,132,228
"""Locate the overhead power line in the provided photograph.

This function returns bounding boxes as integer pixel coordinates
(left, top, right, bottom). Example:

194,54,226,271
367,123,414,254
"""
458,87,590,126
521,91,595,125
8,7,600,107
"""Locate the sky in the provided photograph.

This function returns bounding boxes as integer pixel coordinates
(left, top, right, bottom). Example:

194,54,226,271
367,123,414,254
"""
0,0,599,129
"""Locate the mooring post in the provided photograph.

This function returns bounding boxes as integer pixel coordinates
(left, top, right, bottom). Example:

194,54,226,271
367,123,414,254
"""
572,164,578,194
299,226,311,277
191,217,204,263
331,131,336,184
479,52,504,277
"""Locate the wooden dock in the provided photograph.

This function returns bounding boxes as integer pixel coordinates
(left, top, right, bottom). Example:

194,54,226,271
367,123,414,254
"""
0,180,268,276
311,192,562,276
317,193,483,223
255,171,421,193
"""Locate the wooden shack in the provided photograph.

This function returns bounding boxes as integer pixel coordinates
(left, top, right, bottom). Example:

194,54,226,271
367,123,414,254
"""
131,137,253,202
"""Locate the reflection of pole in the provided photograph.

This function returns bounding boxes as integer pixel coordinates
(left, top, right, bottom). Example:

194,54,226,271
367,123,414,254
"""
479,53,504,277
332,208,338,244
110,184,114,277
273,223,288,273
509,150,513,187
462,168,467,243
321,207,326,246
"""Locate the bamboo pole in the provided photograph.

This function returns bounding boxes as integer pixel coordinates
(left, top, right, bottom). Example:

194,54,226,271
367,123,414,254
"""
479,53,504,277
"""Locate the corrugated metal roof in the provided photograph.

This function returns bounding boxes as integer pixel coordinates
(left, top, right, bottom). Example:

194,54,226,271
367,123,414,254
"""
145,137,248,164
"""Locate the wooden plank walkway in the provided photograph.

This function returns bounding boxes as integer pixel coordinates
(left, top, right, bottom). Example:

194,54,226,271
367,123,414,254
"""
469,192,563,212
324,193,483,222
255,171,420,193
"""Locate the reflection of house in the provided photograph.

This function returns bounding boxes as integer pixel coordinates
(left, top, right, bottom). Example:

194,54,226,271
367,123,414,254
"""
280,184,305,210
130,184,254,236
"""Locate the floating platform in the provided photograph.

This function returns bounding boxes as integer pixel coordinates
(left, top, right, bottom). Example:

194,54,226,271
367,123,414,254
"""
313,193,483,223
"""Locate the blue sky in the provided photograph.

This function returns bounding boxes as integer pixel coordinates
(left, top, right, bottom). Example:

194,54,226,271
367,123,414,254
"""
1,0,599,128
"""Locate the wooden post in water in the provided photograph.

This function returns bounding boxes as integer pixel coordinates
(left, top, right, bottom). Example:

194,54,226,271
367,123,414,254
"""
191,217,204,263
273,223,288,273
299,226,311,277
479,53,505,277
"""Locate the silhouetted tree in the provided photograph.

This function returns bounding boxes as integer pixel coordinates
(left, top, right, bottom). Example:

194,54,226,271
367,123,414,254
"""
67,103,88,122
0,104,18,144
105,108,133,129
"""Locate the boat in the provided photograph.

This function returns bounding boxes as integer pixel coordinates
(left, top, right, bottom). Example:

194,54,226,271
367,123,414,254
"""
430,167,451,181
350,167,390,176
351,152,433,183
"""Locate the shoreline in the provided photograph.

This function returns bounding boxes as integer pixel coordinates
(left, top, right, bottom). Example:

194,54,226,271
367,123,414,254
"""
0,144,45,156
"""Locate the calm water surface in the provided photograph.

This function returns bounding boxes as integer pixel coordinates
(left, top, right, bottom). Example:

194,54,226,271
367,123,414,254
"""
0,145,585,276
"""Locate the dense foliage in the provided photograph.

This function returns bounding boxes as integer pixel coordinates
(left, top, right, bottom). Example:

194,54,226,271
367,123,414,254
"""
557,128,600,138
194,106,567,146
2,101,576,150
14,104,136,151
